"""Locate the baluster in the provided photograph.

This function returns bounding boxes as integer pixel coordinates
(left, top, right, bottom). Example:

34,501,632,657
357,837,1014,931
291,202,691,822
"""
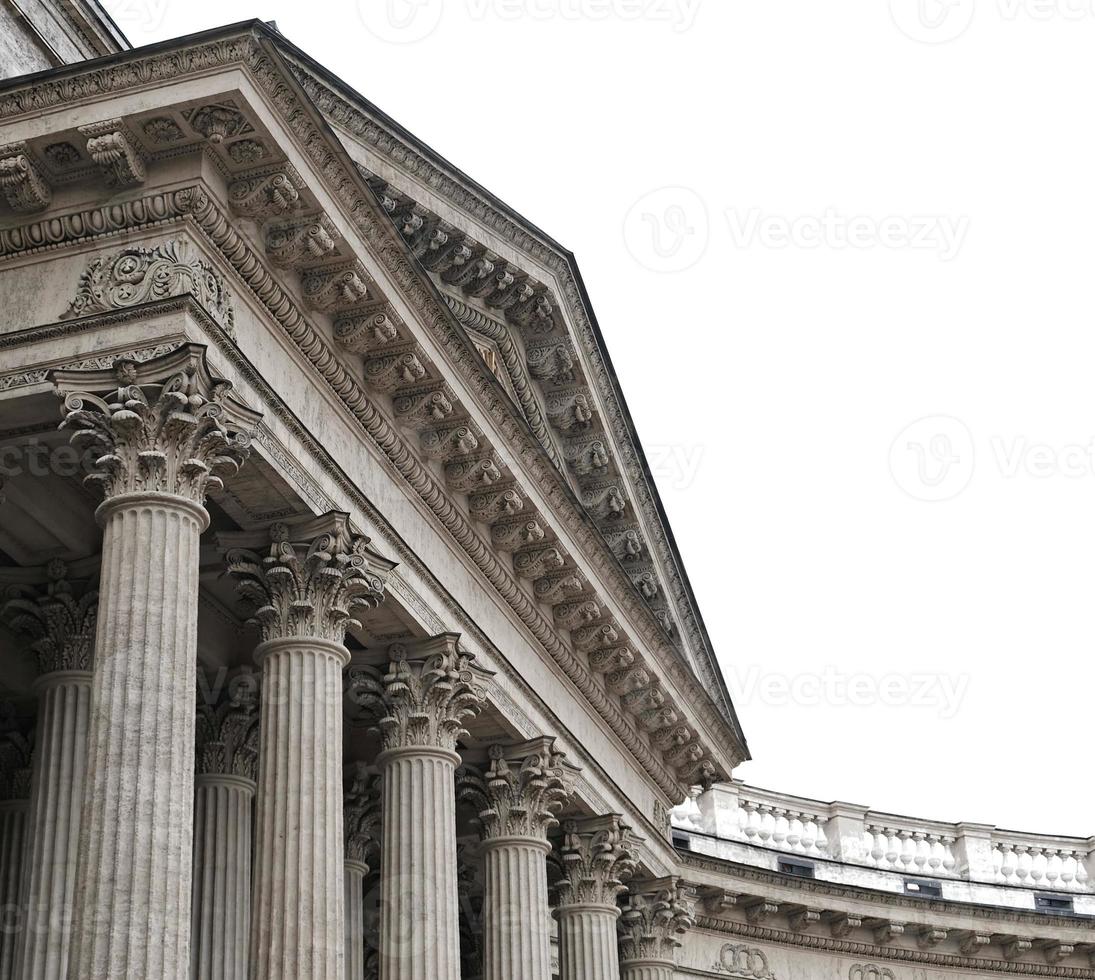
786,812,803,852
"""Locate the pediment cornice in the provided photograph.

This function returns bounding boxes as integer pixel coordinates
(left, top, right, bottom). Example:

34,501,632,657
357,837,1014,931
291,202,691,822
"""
0,22,745,798
281,52,742,745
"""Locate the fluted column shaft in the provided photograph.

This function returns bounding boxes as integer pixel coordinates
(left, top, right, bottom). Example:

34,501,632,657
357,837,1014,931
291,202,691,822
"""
191,774,254,980
619,965,674,980
378,746,460,980
481,838,551,980
0,800,30,980
344,859,367,980
19,671,92,980
72,492,206,979
250,638,347,980
557,905,620,980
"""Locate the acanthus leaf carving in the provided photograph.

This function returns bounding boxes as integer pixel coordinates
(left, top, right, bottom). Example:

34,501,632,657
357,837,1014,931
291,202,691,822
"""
0,141,50,212
221,512,396,645
619,877,695,963
52,343,258,504
457,737,576,842
62,240,235,336
346,635,487,753
1,559,98,675
335,309,399,355
552,814,640,908
78,119,146,188
195,675,260,781
0,730,33,801
227,165,304,218
265,215,338,269
344,762,381,871
301,261,371,313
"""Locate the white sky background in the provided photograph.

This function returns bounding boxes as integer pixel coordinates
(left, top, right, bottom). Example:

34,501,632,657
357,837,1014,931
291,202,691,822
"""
108,0,1093,833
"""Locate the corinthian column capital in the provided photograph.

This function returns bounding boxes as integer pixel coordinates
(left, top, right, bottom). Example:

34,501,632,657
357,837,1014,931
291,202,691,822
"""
50,343,259,511
1,559,97,675
221,512,395,647
0,731,33,803
344,762,381,873
195,678,260,782
458,737,577,843
349,634,488,753
618,877,696,964
554,814,641,909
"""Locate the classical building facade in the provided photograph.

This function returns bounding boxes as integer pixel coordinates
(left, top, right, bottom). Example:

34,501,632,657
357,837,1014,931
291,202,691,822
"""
0,6,1089,979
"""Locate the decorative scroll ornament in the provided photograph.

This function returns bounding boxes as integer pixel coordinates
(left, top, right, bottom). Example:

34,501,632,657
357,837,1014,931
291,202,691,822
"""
222,512,395,646
618,877,695,963
79,119,146,188
347,635,487,753
52,344,258,505
1,559,98,674
0,141,50,212
0,731,33,801
63,240,234,335
457,737,576,842
712,943,777,978
195,679,260,781
344,762,381,871
848,966,895,980
552,814,640,908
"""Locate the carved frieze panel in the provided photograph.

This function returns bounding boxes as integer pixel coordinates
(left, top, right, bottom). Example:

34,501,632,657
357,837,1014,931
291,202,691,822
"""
62,240,234,336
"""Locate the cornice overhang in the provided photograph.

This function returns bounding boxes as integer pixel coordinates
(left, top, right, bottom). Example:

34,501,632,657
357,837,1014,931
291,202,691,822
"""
0,20,745,799
269,34,745,752
679,853,1095,978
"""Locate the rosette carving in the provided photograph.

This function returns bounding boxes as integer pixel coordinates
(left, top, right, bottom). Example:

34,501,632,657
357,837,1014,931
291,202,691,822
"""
457,737,576,842
553,814,640,908
51,343,258,505
195,680,260,781
347,635,487,752
619,877,695,963
221,513,396,645
1,559,98,674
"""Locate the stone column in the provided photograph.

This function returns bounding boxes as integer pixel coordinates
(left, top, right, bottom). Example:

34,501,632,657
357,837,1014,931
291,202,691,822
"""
343,764,380,980
191,679,260,980
552,815,640,980
457,739,576,980
1,560,96,980
222,514,395,980
0,733,33,980
51,344,258,980
617,877,695,980
348,635,487,980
